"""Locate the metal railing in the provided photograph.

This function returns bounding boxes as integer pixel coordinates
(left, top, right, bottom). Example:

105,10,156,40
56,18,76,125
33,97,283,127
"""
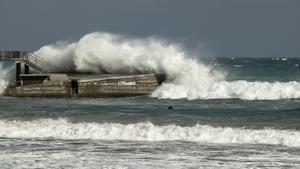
0,51,50,73
0,51,28,61
26,53,50,73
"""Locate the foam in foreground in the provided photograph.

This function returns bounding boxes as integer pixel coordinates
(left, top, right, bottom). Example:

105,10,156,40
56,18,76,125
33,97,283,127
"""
0,119,299,147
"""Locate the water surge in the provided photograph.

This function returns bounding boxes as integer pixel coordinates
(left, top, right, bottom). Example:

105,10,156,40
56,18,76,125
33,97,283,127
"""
35,32,300,100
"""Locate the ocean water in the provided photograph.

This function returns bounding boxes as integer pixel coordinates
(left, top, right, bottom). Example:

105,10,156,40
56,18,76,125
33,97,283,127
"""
0,57,300,168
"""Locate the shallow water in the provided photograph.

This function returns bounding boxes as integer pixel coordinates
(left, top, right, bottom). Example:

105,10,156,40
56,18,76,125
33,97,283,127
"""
0,97,299,168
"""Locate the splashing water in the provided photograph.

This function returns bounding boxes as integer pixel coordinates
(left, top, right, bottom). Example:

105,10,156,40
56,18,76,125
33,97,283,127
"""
35,32,300,100
0,63,9,95
0,79,7,95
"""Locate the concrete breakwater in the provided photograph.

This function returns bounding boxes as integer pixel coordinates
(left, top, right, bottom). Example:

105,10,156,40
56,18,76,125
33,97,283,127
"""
4,74,165,98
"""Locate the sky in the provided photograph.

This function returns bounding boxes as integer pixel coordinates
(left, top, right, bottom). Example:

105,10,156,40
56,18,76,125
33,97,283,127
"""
0,0,299,57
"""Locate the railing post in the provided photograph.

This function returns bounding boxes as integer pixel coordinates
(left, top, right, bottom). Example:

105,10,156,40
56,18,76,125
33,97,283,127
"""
16,62,21,86
25,64,30,74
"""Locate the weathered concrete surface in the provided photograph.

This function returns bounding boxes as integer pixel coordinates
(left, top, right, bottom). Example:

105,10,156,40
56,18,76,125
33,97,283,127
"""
20,74,70,86
20,74,50,86
5,82,69,98
77,74,164,97
4,74,165,98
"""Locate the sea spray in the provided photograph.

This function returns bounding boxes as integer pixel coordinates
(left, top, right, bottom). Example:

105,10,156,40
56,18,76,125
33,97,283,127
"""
0,119,299,147
35,32,220,81
35,32,300,100
0,63,9,95
0,80,7,95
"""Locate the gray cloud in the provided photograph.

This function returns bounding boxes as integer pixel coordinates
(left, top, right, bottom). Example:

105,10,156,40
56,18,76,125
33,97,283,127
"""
0,0,299,57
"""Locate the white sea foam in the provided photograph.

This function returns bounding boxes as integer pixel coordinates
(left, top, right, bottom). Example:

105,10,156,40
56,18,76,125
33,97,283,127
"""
35,32,300,100
153,81,300,100
0,119,299,147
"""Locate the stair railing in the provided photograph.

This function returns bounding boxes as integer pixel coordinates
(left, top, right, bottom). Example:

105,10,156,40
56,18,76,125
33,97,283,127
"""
0,51,50,73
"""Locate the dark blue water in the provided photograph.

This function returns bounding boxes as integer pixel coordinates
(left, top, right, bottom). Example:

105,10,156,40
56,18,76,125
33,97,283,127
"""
214,57,300,81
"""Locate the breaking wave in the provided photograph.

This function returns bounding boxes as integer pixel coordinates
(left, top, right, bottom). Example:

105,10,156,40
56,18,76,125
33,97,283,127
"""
0,119,299,147
153,81,300,100
35,32,300,100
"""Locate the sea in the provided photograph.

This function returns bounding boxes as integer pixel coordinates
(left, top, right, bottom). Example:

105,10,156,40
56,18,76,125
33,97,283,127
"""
0,57,300,169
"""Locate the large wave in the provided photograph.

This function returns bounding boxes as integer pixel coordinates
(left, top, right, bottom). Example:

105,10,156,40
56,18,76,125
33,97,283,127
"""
35,32,300,100
0,119,299,147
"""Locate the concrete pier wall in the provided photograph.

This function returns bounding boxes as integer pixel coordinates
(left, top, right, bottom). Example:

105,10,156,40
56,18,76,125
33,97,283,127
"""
4,74,165,98
77,74,162,97
5,82,69,98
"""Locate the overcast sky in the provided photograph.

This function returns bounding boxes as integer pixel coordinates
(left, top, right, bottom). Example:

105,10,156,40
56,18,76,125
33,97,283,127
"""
0,0,299,57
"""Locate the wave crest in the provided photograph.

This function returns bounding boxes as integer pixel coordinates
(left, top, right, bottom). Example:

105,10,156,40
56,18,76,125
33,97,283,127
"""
0,119,299,147
153,80,300,100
